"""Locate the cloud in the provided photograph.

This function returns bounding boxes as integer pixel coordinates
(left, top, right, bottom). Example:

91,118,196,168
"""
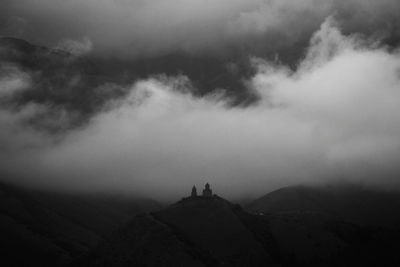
0,63,31,98
55,37,93,56
0,18,400,200
1,0,399,58
252,17,400,186
228,0,333,36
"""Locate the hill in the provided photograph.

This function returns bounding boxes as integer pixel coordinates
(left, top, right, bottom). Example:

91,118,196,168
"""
246,184,400,228
79,196,271,266
79,193,400,266
1,181,400,266
0,182,160,267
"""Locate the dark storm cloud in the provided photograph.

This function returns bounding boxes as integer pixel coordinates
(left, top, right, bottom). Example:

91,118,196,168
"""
1,0,399,58
1,18,400,200
1,0,400,200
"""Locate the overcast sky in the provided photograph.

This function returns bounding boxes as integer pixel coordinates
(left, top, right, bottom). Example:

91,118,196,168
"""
1,0,399,57
0,1,400,200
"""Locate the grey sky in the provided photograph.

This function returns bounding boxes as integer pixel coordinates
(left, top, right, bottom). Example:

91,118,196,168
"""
0,1,400,201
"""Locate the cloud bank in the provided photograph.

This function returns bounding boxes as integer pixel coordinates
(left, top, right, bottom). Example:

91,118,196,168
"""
1,18,400,200
1,0,399,57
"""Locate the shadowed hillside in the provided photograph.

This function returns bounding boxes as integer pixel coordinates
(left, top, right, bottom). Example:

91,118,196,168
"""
78,189,400,266
246,184,400,228
154,196,271,266
78,195,271,267
0,182,160,267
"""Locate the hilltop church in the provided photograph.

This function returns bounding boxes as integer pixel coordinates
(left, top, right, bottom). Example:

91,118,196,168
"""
191,183,213,198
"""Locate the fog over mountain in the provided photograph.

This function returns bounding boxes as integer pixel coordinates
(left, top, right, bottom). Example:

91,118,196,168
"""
1,0,399,57
0,1,400,201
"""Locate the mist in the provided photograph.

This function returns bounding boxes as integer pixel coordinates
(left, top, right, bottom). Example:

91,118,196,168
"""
0,17,399,201
1,0,399,58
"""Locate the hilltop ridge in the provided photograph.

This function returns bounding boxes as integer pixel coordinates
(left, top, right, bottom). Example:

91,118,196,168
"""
79,185,400,266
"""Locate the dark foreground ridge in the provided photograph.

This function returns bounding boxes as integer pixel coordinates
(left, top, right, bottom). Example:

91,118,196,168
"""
77,184,400,267
0,181,160,267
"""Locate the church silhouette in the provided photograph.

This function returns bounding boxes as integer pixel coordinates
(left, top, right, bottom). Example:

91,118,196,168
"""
191,183,213,198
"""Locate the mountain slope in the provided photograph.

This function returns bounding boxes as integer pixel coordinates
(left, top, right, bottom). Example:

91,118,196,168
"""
82,193,400,266
0,182,160,267
154,196,271,266
246,185,400,228
80,196,272,267
78,214,206,267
